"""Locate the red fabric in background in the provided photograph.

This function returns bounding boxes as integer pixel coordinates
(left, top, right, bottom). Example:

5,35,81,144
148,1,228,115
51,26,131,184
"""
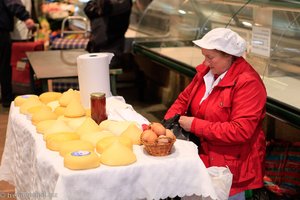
11,41,44,94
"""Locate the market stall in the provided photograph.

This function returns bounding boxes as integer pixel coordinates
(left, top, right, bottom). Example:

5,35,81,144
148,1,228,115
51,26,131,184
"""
0,95,232,200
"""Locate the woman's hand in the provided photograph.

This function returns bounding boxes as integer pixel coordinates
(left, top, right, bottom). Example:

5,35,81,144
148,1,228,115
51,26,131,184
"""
178,116,194,132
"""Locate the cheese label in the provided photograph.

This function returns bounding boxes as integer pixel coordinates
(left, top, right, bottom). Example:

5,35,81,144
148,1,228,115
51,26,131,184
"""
71,150,91,157
21,95,31,99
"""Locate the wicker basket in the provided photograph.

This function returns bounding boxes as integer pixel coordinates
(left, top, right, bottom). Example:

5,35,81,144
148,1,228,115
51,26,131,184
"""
141,134,176,156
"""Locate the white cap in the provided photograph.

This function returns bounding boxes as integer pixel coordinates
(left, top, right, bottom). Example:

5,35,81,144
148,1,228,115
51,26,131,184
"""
193,28,246,57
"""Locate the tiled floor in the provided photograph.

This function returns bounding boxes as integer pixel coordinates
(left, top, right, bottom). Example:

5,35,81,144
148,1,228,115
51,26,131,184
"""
0,86,168,198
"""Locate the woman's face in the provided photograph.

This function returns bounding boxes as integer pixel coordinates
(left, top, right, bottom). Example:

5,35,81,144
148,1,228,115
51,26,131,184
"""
201,48,233,75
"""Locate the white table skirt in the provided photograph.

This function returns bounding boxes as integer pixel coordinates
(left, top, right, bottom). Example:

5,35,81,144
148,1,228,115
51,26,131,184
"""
0,101,229,200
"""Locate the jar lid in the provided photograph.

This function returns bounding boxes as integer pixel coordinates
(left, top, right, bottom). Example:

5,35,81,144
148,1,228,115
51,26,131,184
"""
90,92,105,98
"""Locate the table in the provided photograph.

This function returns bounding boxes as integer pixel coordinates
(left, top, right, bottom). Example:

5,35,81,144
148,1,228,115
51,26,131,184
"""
25,49,85,92
26,50,122,94
0,98,231,200
26,50,86,79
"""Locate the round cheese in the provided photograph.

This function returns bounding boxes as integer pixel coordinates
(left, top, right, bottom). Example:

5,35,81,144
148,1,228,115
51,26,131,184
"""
19,97,43,114
27,105,52,116
67,116,87,130
99,120,136,135
96,136,133,154
43,120,74,141
31,107,57,125
59,89,80,107
14,95,38,107
100,140,136,166
59,140,94,157
120,123,142,145
76,117,101,136
36,119,56,134
64,99,85,118
64,150,100,170
80,131,114,147
46,132,79,151
54,106,66,116
39,92,62,104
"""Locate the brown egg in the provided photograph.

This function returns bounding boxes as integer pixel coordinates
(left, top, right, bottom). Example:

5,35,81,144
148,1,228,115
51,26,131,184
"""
142,129,158,143
150,122,166,136
166,129,176,140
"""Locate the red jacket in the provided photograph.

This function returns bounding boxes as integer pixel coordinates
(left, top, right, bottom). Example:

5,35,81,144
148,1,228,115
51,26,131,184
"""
165,57,267,196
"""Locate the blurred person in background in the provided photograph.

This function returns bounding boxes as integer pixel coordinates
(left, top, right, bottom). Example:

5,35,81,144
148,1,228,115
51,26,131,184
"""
164,28,267,199
10,0,33,41
84,0,132,68
0,0,35,108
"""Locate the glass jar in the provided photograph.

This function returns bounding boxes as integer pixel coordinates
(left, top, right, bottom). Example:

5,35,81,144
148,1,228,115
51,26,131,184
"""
90,92,107,124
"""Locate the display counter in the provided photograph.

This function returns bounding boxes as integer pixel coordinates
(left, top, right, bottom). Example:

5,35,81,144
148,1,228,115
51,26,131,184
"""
133,40,300,128
131,0,300,128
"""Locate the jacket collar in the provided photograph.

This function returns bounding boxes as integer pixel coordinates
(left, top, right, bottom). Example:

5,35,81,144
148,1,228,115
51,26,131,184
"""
196,57,246,87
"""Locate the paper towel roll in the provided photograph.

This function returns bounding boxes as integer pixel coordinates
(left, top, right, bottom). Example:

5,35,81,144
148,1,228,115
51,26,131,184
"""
77,53,114,108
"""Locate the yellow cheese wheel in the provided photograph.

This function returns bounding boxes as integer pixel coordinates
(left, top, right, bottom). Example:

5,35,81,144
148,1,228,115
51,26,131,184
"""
19,97,43,114
67,116,87,130
43,120,74,141
31,107,57,125
99,120,137,135
59,89,80,107
36,119,56,134
64,99,85,118
96,136,133,154
27,105,52,116
46,132,79,151
100,140,136,166
14,95,38,107
80,131,115,147
64,150,100,170
39,92,62,104
76,117,101,136
120,123,142,145
59,140,94,157
54,106,66,116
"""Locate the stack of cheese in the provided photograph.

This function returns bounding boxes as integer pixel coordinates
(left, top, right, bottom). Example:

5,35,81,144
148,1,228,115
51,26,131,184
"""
14,91,144,170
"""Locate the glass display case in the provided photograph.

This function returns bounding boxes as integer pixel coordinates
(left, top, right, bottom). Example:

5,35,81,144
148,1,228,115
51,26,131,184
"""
133,0,300,127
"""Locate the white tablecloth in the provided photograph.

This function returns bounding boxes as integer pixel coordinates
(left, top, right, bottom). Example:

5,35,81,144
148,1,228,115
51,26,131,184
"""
0,100,230,200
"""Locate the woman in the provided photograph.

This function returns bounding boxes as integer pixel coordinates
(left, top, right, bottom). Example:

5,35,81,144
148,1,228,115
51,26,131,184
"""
164,28,266,199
